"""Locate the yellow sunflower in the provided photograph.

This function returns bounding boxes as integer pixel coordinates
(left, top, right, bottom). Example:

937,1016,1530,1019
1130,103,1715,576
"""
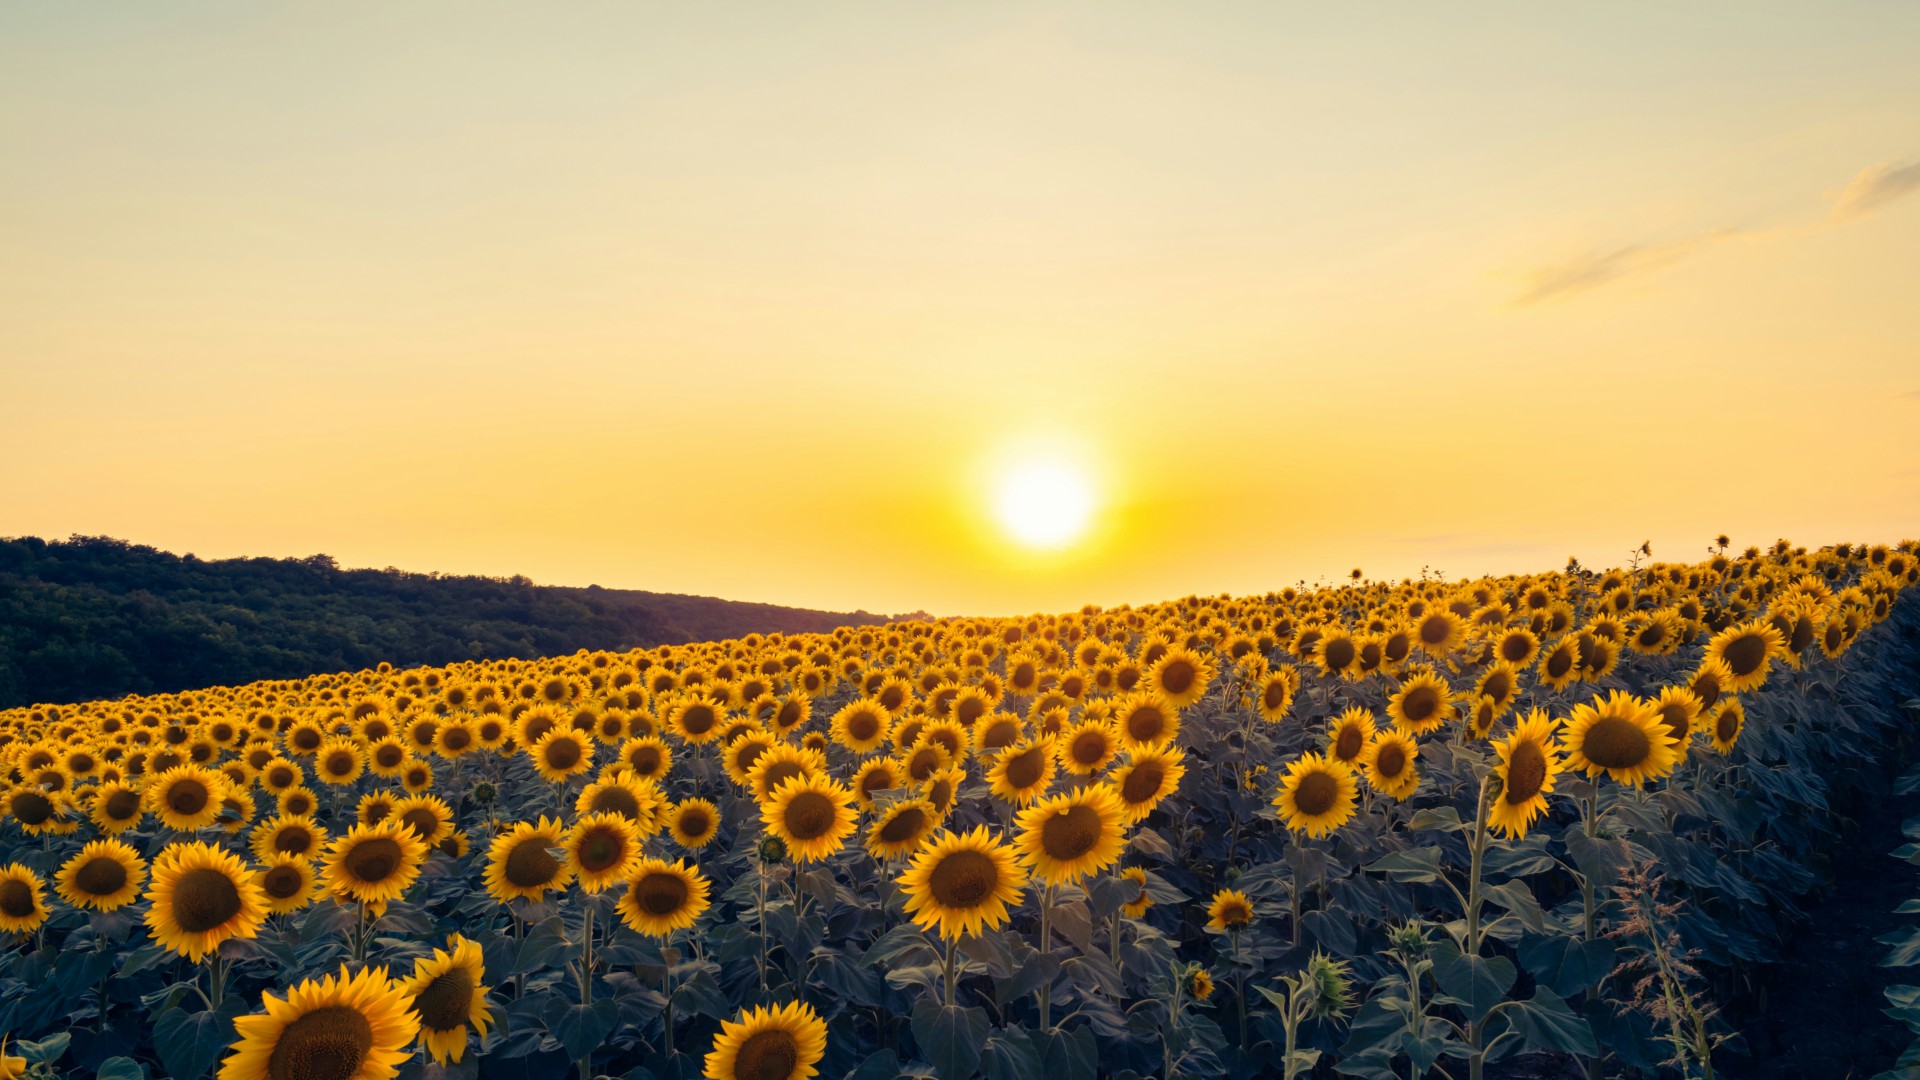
398,933,493,1065
147,765,232,832
54,838,147,911
250,815,329,862
1359,731,1421,801
1145,647,1214,709
1559,691,1681,787
747,744,828,804
667,699,728,746
1537,636,1582,692
897,826,1029,940
1704,619,1785,693
321,820,428,907
575,774,663,833
218,963,419,1080
1119,866,1153,917
1106,747,1187,824
1325,707,1376,765
529,729,594,784
1206,888,1254,933
865,797,940,861
1013,785,1127,886
1386,671,1455,736
255,853,322,915
483,817,573,903
564,811,644,892
618,736,673,784
986,737,1057,806
618,857,712,938
851,758,905,808
1487,710,1563,840
143,841,267,959
1708,698,1745,755
0,864,49,934
1272,752,1358,838
702,1000,828,1080
314,737,366,787
1253,667,1300,723
667,798,720,850
88,780,146,833
1647,686,1704,745
1114,692,1181,753
761,775,857,864
392,795,455,847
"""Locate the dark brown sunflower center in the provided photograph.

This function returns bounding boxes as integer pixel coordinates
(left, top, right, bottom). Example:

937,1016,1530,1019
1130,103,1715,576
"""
1581,716,1651,769
75,856,128,896
168,779,210,816
544,739,582,770
344,838,404,883
781,791,836,841
1070,731,1108,766
635,871,690,915
324,752,356,776
504,840,561,888
11,791,53,825
980,720,1019,751
1125,708,1166,743
631,747,663,775
590,787,641,819
1120,761,1167,804
677,808,713,838
103,788,141,821
731,1029,800,1080
1546,648,1574,678
928,849,998,908
1004,746,1047,789
0,878,36,918
878,806,928,844
401,809,440,840
680,707,716,736
1418,615,1452,646
1374,742,1408,779
268,766,298,788
578,829,626,872
1399,686,1439,724
1483,672,1512,703
1656,703,1691,741
1039,803,1103,861
172,867,242,932
1158,660,1196,695
261,864,306,900
1501,636,1531,662
1334,726,1365,761
292,730,322,751
414,966,477,1031
1322,638,1356,669
266,1003,374,1080
760,761,805,795
1293,771,1339,816
1717,709,1740,742
1504,740,1547,804
442,727,472,751
1722,633,1767,676
1264,682,1289,710
275,827,314,855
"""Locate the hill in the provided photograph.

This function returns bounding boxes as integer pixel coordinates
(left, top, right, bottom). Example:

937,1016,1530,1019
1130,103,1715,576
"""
0,535,907,708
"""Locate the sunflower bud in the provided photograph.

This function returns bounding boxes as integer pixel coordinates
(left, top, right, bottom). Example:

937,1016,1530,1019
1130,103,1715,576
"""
471,782,496,805
758,835,788,865
1389,922,1429,959
1301,951,1355,1020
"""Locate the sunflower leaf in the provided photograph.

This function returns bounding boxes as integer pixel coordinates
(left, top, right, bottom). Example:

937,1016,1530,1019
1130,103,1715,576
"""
911,999,989,1080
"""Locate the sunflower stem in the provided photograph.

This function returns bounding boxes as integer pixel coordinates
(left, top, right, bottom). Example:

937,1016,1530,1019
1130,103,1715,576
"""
1037,882,1056,1031
942,934,959,1009
1232,927,1247,1050
662,933,678,1058
755,863,769,1000
1465,773,1493,1080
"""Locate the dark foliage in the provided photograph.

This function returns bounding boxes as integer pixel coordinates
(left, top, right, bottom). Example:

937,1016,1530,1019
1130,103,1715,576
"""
0,535,898,709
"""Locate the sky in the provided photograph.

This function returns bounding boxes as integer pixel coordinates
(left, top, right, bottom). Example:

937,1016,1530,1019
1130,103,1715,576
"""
4,3,1918,617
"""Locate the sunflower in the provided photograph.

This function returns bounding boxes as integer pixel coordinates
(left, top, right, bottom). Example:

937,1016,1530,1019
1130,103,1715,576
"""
1537,636,1582,692
1272,752,1358,838
575,773,663,833
1206,888,1255,933
1253,667,1300,723
1493,627,1540,669
668,699,728,746
618,736,673,784
971,712,1025,756
921,764,966,820
357,792,398,828
1114,692,1181,753
865,797,939,861
144,841,267,959
259,756,305,793
761,776,857,864
366,738,413,780
256,853,322,915
667,798,720,850
1118,866,1153,917
1386,671,1455,736
251,815,329,862
850,758,905,808
1487,710,1563,840
1107,747,1186,824
432,719,478,760
393,795,455,847
2,786,65,836
483,817,572,903
529,729,594,785
1013,785,1126,886
1186,966,1216,1001
0,1037,23,1080
1058,718,1119,776
897,826,1029,940
1473,662,1523,718
986,737,1057,806
147,765,232,831
1145,647,1214,709
1648,686,1704,745
278,787,320,818
1359,731,1420,801
618,858,712,938
747,744,827,804
1559,691,1681,787
722,732,777,788
321,820,428,907
54,838,147,911
398,934,493,1065
1705,619,1785,693
0,864,49,934
703,1000,828,1080
1412,609,1465,656
314,737,366,787
218,963,419,1080
1325,708,1376,765
1708,699,1745,755
89,780,146,833
562,811,643,892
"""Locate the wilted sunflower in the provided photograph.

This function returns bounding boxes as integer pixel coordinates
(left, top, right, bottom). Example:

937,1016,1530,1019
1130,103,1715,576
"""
54,838,146,911
1272,752,1358,838
1708,699,1746,755
1559,691,1680,787
619,857,712,938
1206,888,1255,933
0,864,49,934
667,798,720,849
1386,670,1455,736
761,776,857,864
321,820,428,907
1359,731,1420,801
1325,708,1376,765
144,841,267,959
1114,692,1180,753
218,963,419,1080
897,826,1029,940
147,765,232,831
529,729,594,784
256,853,322,915
575,774,663,833
865,797,940,860
1145,647,1214,709
1107,747,1187,824
702,1000,828,1080
398,934,493,1065
1705,619,1785,693
564,811,644,892
1487,710,1563,839
483,817,573,903
1013,785,1127,886
986,737,1057,806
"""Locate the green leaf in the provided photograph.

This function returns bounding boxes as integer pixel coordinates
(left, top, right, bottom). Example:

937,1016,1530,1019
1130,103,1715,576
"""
1408,807,1464,833
980,1032,1042,1080
96,1060,148,1080
1366,847,1445,884
1518,934,1617,999
152,996,241,1080
544,997,620,1062
1481,882,1547,934
911,1000,990,1080
1506,989,1599,1056
14,1031,69,1064
1430,944,1515,1019
1882,927,1920,967
511,916,571,975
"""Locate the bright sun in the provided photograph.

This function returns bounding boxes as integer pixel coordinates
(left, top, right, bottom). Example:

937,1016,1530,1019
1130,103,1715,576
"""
993,457,1096,551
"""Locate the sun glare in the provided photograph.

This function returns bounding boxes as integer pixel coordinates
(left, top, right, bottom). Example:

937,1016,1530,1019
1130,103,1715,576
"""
993,457,1096,551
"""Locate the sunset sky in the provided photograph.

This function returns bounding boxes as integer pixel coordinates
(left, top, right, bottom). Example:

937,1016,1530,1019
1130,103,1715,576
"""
4,4,1917,617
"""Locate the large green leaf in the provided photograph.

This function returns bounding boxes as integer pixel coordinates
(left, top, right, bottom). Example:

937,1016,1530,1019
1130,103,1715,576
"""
1366,847,1445,884
1430,944,1515,1019
1506,989,1598,1057
911,999,990,1080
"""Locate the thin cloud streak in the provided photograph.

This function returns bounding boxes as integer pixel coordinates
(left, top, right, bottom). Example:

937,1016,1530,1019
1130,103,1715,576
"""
1831,159,1920,221
1513,229,1742,306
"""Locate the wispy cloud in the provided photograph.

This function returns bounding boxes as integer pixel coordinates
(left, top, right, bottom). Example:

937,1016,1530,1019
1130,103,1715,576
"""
1831,159,1920,221
1513,229,1741,306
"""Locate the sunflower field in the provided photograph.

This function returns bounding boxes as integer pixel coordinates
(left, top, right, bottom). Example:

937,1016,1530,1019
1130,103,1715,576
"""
0,539,1914,1080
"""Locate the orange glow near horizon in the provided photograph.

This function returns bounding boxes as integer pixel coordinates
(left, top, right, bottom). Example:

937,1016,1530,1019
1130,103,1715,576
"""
3,6,1918,617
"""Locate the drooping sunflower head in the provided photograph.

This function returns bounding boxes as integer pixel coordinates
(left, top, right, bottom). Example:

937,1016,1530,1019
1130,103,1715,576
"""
1107,747,1187,824
618,857,712,940
0,864,49,934
1559,690,1681,787
1205,887,1255,933
1272,752,1359,838
1013,785,1127,886
399,933,494,1065
897,825,1029,940
702,1000,829,1080
564,811,644,892
1487,709,1563,839
1359,731,1420,801
321,819,429,907
483,817,572,903
143,841,267,960
760,776,857,865
55,838,147,912
219,962,420,1080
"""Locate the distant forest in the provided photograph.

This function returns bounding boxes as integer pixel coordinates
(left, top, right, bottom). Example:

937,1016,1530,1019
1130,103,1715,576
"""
0,536,908,709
